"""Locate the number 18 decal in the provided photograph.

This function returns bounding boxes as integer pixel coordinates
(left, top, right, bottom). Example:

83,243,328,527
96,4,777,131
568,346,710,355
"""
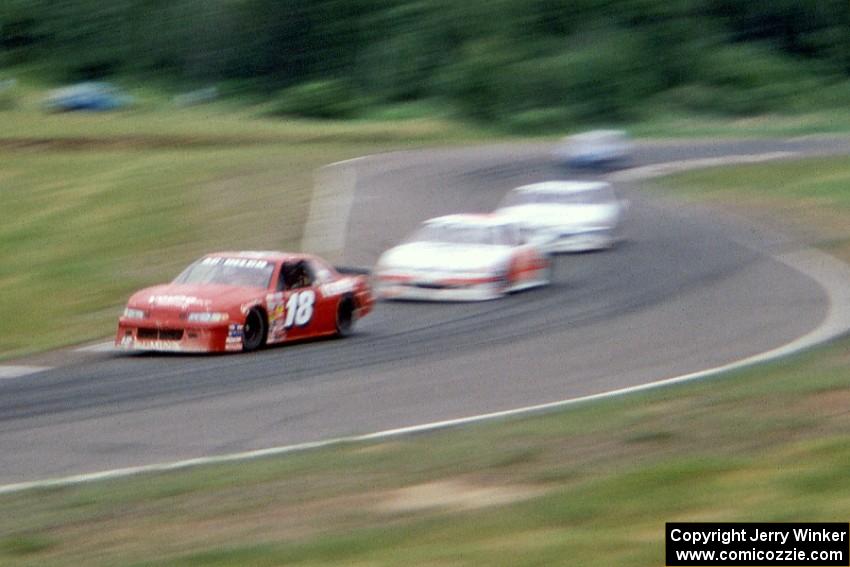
284,290,315,327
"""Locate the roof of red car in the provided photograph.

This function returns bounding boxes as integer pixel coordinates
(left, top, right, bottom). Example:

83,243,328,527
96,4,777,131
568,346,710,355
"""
203,250,310,263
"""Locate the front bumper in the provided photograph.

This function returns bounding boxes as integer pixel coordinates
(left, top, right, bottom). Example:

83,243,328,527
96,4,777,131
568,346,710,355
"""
375,274,503,302
115,319,238,353
536,228,616,253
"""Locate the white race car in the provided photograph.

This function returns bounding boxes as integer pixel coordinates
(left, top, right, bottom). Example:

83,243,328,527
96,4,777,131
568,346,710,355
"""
374,214,551,301
493,181,626,253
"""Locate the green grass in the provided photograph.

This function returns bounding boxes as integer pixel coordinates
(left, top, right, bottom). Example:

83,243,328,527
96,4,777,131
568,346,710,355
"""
0,338,847,566
6,68,850,140
653,156,850,263
656,156,850,204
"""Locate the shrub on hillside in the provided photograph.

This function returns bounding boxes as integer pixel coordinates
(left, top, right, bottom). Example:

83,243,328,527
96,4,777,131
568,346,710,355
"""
438,29,661,125
267,80,371,119
431,39,520,121
501,107,582,134
698,43,815,90
659,43,832,115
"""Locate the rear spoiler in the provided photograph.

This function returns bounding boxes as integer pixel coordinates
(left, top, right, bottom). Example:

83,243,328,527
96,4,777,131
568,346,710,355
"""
335,265,371,276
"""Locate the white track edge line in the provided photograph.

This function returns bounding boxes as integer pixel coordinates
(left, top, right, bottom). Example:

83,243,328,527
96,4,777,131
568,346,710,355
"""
607,151,796,182
0,366,53,380
73,341,115,352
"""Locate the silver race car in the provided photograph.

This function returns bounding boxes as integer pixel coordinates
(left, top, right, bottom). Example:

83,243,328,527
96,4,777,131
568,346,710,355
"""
493,181,626,253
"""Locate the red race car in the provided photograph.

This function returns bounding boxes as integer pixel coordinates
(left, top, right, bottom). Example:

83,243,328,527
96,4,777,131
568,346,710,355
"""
116,251,374,353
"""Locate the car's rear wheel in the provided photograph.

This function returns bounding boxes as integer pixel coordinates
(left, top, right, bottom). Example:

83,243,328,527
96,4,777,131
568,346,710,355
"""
497,267,513,296
540,256,554,286
336,296,355,337
242,308,267,352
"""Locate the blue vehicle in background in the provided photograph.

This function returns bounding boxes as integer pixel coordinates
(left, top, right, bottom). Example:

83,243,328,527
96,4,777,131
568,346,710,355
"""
553,129,634,171
43,82,133,112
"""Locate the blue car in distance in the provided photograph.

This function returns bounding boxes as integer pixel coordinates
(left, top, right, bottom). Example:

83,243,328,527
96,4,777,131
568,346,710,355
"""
553,129,633,171
44,82,133,112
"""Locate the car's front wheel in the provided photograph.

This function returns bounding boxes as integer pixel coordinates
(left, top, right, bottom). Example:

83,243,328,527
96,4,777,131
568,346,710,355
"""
336,296,356,337
242,308,267,352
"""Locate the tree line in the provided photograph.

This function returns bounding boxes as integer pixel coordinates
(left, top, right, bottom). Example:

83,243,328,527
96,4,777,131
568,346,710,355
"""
2,0,849,127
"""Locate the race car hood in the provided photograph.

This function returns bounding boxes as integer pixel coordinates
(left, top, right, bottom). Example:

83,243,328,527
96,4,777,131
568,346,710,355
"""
494,203,619,230
377,242,513,274
127,283,264,312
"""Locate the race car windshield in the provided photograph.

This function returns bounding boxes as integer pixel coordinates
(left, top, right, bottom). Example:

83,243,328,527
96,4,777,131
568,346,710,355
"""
501,189,611,207
407,224,513,246
173,257,275,289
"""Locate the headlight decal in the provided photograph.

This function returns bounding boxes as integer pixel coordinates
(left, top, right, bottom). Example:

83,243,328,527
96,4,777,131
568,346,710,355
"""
123,307,146,319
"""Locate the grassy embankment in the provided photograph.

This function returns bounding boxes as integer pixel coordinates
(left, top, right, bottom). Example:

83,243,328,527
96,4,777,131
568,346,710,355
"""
653,156,850,264
0,158,848,566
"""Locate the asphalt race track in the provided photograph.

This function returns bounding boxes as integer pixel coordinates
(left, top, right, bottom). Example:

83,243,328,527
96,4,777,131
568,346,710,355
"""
2,137,850,485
